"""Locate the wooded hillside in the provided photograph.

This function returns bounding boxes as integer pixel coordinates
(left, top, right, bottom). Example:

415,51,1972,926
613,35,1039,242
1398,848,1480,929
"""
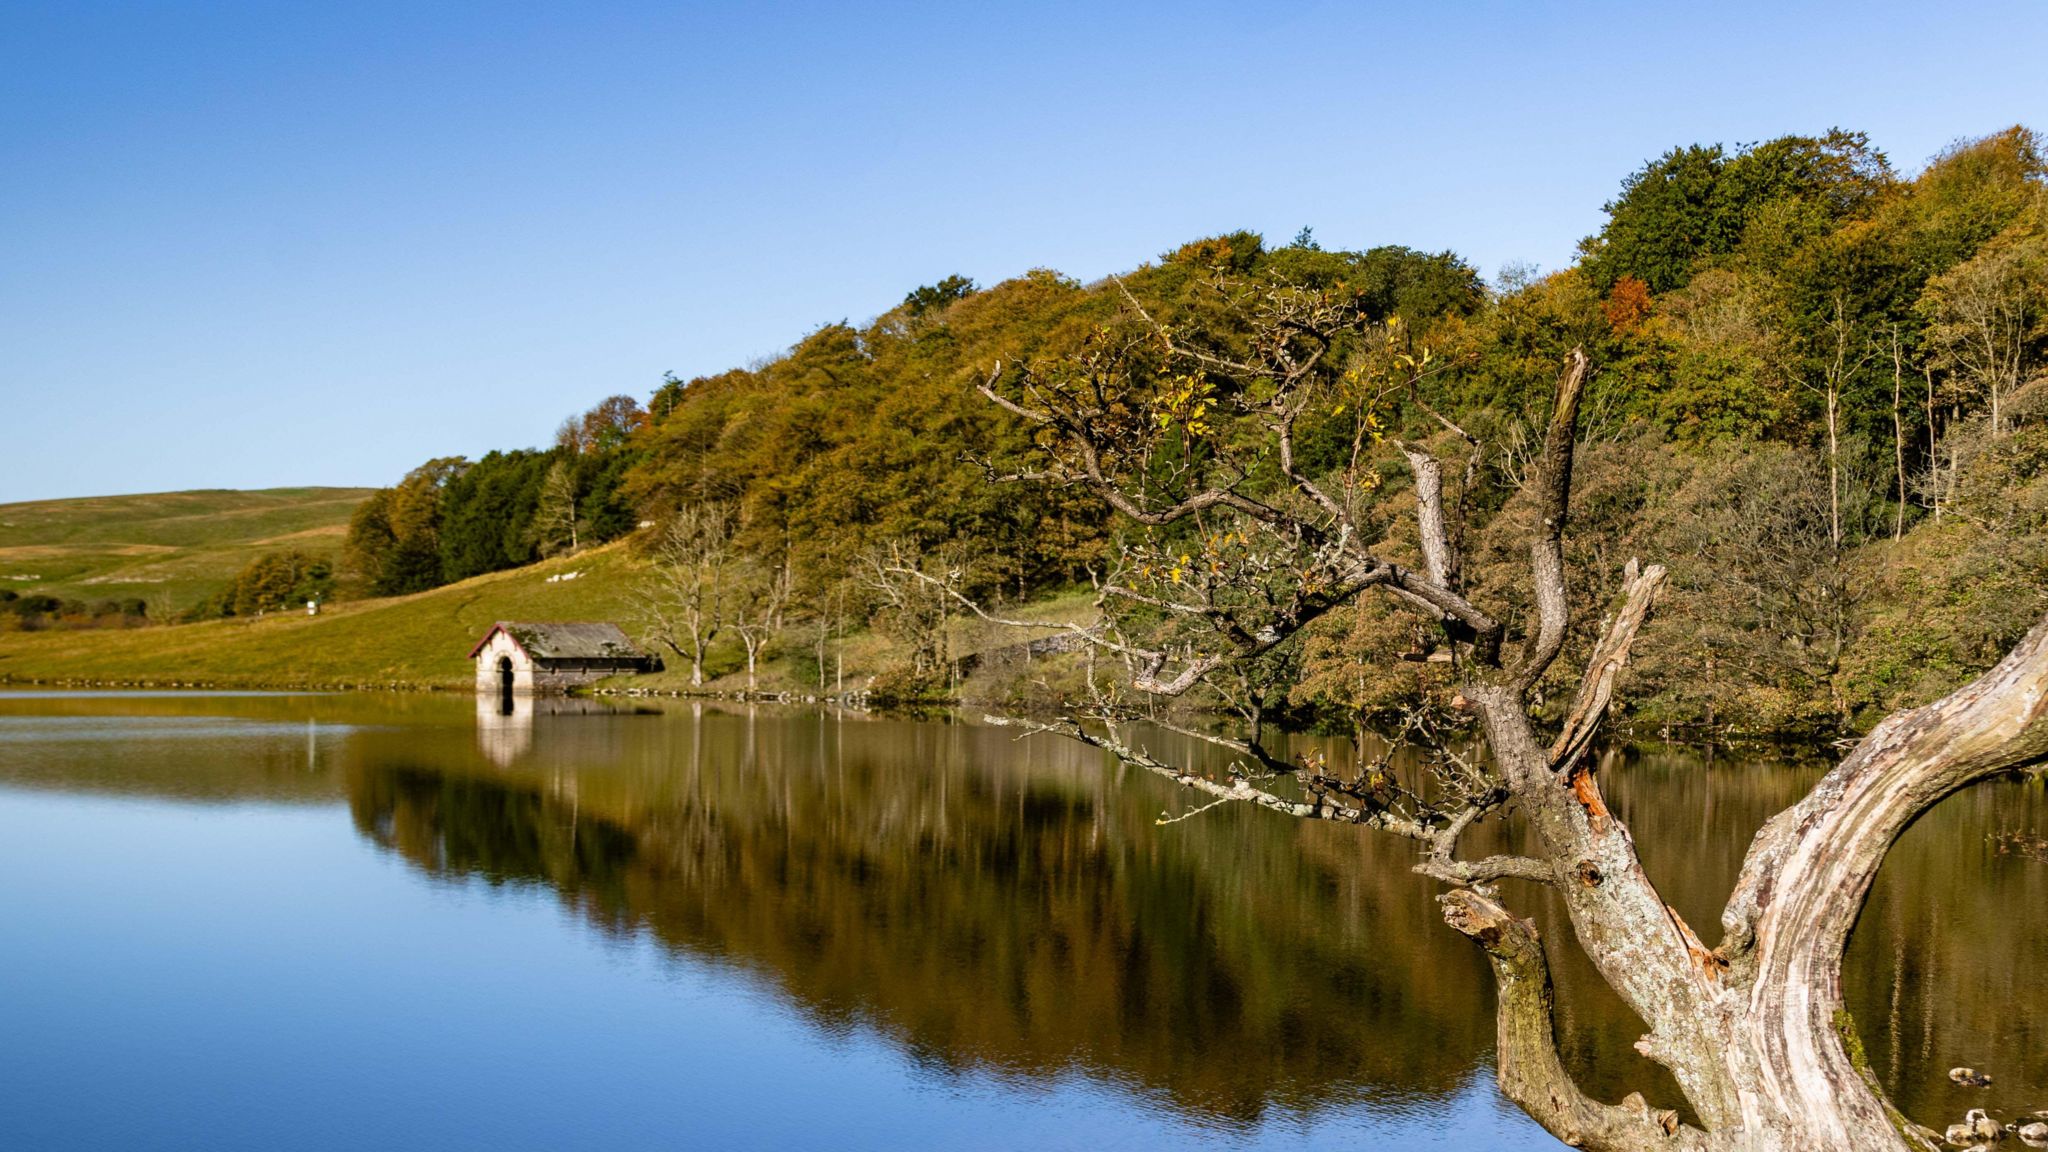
140,125,2048,734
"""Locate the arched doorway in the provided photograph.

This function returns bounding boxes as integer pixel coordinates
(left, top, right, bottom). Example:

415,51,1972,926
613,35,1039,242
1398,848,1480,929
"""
497,656,516,714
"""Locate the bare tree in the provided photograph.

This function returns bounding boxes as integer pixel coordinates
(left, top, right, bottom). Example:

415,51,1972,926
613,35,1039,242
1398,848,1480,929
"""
533,459,580,557
730,557,793,693
635,504,734,688
856,540,962,693
967,277,2048,1151
1804,294,1875,556
1921,230,2044,439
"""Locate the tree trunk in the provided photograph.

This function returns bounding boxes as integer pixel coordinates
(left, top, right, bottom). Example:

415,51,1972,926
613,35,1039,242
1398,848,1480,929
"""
1890,333,1906,542
1711,618,2048,1149
1924,366,1940,523
1448,620,2048,1152
1826,383,1843,554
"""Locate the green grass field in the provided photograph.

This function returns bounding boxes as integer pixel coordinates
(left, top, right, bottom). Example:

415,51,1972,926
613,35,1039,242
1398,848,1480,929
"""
0,487,376,610
0,542,643,689
0,533,1098,693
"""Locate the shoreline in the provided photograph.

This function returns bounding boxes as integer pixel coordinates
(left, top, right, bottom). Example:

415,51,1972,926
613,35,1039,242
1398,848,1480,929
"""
0,674,1853,750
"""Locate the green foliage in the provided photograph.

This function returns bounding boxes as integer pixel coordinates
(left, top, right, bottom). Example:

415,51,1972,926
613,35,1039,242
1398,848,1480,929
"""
439,450,552,580
349,397,648,595
1164,230,1265,273
902,275,977,317
1582,131,1893,293
1265,244,1487,326
219,550,334,617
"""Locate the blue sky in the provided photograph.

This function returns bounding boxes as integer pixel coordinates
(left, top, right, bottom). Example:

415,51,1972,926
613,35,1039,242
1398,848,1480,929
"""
3,1,2044,502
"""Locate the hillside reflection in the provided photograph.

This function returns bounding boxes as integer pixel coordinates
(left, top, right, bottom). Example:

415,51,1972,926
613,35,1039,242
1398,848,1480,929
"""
2,691,2040,1129
347,706,1504,1120
335,702,2048,1126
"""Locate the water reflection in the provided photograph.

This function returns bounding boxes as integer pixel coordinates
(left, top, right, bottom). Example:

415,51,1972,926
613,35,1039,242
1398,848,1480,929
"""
474,693,632,767
357,703,1504,1118
0,691,2043,1137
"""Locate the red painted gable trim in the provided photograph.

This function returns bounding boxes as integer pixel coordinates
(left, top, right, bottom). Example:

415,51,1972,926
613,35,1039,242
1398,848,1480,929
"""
467,624,532,662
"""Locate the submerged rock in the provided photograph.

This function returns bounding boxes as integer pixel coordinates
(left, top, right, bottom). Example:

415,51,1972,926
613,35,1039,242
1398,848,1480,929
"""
1948,1110,2002,1146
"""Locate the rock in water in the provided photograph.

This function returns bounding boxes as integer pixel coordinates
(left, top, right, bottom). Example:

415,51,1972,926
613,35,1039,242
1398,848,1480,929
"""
1951,1067,1995,1087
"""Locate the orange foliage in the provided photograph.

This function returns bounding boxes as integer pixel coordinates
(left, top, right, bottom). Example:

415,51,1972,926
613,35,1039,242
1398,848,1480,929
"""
1603,275,1653,331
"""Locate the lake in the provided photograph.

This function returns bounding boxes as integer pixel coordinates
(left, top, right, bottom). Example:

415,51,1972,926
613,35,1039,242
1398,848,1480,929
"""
1,691,2042,1149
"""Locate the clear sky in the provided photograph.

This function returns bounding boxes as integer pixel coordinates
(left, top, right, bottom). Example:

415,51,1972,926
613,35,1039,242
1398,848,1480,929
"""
4,1,2044,502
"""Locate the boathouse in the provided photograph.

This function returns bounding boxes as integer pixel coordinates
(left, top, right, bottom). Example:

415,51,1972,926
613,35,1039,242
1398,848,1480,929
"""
471,621,655,695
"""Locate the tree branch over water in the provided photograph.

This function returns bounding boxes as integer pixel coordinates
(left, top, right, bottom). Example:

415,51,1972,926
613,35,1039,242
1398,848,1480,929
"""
968,270,2048,1150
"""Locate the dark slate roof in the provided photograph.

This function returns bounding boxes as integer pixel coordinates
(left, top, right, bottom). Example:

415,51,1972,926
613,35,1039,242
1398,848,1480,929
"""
470,621,648,662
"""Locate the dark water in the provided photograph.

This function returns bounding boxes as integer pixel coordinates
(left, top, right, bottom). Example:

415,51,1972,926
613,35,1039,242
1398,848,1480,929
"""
0,692,2041,1149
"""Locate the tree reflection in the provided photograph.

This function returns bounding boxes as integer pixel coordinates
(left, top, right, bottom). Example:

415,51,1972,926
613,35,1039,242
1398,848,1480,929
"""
347,707,1504,1121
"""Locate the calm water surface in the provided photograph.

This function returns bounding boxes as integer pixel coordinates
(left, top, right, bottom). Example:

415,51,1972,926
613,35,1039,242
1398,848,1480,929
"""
0,691,2042,1150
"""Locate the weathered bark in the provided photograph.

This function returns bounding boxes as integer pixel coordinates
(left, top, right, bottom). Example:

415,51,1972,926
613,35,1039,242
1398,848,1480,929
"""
1443,890,1704,1151
1711,618,2048,1149
1515,348,1587,688
1462,680,1745,1135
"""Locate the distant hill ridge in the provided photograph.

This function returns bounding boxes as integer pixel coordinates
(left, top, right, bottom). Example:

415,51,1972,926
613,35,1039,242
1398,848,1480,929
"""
0,487,375,608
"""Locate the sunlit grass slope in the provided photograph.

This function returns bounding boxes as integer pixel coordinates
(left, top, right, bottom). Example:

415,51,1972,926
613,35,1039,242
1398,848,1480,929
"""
0,544,643,689
0,533,1102,693
0,487,376,608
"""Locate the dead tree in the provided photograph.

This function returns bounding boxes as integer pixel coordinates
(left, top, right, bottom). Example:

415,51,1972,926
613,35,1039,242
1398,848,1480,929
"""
856,540,962,691
971,278,2048,1152
635,503,734,688
533,459,581,557
730,557,794,693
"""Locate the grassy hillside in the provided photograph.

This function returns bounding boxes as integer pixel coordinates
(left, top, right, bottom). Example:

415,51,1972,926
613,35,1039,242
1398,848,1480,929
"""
0,538,1095,693
0,543,640,689
0,487,375,610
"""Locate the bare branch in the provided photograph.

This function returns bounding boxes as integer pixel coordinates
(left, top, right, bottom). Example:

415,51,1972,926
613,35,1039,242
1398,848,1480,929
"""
1441,890,1706,1151
982,713,1437,839
1419,853,1556,886
1513,347,1589,688
1125,713,1299,778
1549,559,1667,776
1402,445,1457,591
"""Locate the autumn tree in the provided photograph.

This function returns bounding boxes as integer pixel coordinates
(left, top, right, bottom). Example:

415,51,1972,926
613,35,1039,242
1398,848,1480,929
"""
344,457,465,595
226,550,334,616
1918,200,2046,437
